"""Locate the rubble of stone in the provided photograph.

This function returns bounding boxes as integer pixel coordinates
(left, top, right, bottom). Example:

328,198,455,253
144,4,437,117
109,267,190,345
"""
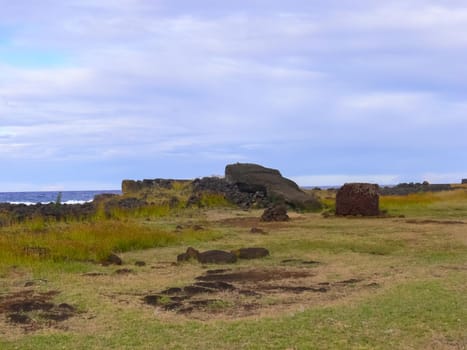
121,178,191,195
0,163,323,225
0,202,96,225
177,247,270,264
177,247,237,264
261,204,290,222
336,183,380,216
188,176,269,209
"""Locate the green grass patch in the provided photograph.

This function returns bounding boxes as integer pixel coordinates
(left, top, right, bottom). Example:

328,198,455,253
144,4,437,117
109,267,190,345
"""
2,278,465,349
269,237,406,256
0,219,221,270
380,189,467,218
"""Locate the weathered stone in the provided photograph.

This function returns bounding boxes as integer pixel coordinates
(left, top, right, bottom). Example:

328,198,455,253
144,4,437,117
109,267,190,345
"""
225,163,321,210
261,204,289,222
102,253,123,266
232,248,270,259
122,179,191,195
250,227,266,234
190,177,265,208
177,247,200,262
335,183,380,216
197,250,237,264
462,179,467,184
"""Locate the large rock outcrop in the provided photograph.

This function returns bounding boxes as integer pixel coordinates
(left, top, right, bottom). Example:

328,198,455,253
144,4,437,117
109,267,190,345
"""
462,179,467,184
225,163,321,210
335,183,380,216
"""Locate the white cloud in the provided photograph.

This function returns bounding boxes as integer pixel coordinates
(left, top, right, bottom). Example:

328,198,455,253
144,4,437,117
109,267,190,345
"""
0,0,466,189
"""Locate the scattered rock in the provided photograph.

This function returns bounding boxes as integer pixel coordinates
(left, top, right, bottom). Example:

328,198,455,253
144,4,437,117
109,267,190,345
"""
135,261,146,267
177,247,200,262
82,272,106,277
143,267,365,317
232,247,270,259
0,290,76,330
102,253,123,266
250,227,266,234
7,313,31,324
114,268,133,275
197,250,237,264
335,183,380,216
261,204,289,222
177,248,237,264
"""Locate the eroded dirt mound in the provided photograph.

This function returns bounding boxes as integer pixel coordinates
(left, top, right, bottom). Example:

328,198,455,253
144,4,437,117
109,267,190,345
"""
142,267,372,319
0,290,77,331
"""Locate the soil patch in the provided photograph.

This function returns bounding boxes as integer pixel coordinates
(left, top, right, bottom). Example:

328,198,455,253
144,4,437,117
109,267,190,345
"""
405,219,465,225
195,269,311,283
143,267,368,319
0,290,77,331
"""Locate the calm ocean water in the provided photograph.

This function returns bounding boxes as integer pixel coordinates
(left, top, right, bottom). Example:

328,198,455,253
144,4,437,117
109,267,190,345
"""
0,190,121,205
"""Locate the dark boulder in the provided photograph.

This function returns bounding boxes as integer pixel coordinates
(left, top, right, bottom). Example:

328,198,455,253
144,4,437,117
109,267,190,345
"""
177,247,200,262
462,179,467,184
102,253,123,266
197,250,237,264
177,247,237,264
225,163,321,210
232,247,270,259
250,227,266,234
261,204,289,222
335,183,380,216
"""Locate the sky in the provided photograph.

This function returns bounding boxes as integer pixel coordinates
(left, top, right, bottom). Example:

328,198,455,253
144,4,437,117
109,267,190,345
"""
1,0,466,191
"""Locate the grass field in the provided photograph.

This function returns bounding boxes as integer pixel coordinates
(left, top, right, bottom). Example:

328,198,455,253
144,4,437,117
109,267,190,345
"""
0,189,466,349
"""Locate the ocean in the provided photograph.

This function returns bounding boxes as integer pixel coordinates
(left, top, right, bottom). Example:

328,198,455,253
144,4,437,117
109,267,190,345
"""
0,190,122,205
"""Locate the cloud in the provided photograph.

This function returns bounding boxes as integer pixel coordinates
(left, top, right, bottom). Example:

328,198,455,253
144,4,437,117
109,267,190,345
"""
0,0,466,189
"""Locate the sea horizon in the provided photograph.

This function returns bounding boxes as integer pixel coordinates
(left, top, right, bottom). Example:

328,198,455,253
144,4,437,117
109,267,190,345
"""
0,189,122,205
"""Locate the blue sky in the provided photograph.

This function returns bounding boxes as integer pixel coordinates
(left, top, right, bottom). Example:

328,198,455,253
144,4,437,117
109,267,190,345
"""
1,0,466,191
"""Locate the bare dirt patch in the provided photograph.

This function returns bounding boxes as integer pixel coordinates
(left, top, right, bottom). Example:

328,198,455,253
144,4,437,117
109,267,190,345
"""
142,267,373,319
0,290,77,331
406,219,465,225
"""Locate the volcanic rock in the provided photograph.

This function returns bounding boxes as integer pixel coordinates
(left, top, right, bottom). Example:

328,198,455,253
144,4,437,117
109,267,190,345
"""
335,183,380,216
232,248,270,259
261,204,289,222
177,247,200,262
250,227,266,234
197,250,237,264
225,163,321,210
102,253,123,266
